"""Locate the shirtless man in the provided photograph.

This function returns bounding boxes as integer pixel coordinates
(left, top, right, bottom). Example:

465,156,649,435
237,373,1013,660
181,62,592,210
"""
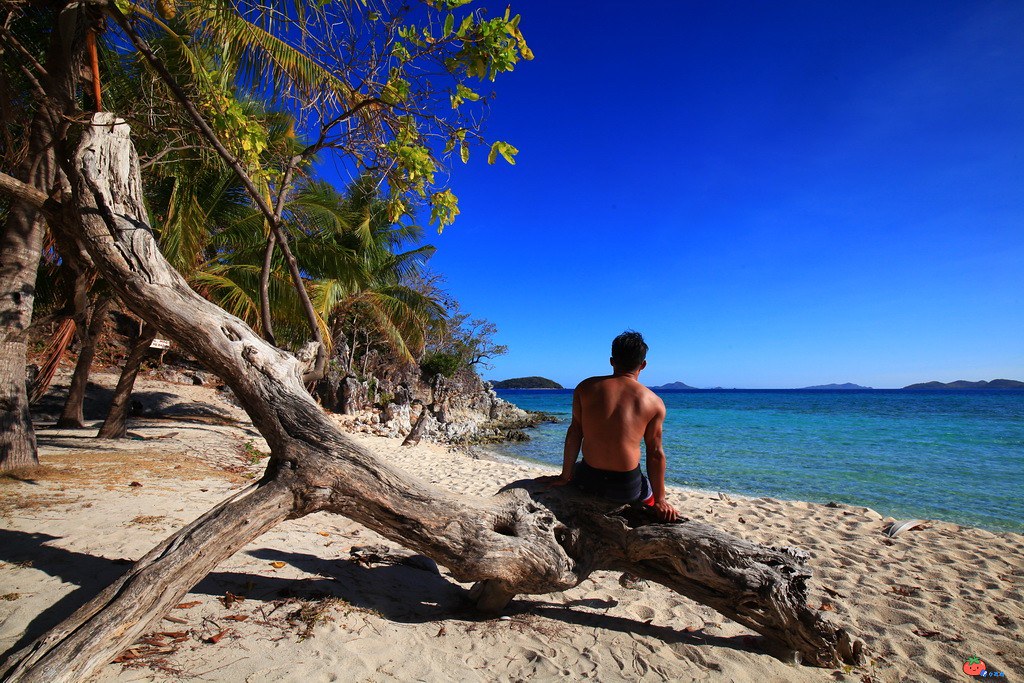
542,331,679,522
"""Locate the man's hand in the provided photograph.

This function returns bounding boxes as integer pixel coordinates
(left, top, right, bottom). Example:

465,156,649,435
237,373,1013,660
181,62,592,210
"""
651,499,678,522
534,474,572,487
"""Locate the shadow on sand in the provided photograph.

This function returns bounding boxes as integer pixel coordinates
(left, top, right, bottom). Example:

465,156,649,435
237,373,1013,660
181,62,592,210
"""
0,529,758,663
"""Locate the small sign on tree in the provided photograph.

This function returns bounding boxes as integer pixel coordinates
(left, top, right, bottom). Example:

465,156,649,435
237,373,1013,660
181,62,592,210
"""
150,338,171,349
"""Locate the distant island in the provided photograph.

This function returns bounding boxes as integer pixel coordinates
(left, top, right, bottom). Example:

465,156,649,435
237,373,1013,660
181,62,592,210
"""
652,381,696,390
902,378,1024,390
491,377,563,389
799,383,873,390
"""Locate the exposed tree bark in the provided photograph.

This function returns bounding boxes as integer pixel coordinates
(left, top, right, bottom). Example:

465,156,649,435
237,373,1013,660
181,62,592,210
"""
0,115,863,681
0,113,57,469
0,0,95,470
95,320,156,439
55,295,110,428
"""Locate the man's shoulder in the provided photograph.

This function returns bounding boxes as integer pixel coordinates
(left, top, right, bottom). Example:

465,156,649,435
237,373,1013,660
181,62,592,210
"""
634,382,664,405
575,375,613,391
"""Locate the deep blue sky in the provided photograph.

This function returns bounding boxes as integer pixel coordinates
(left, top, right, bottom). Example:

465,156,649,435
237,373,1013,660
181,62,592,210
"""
428,1,1023,389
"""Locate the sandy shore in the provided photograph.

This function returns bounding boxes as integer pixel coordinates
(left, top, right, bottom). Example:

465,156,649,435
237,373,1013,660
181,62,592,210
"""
2,374,1021,681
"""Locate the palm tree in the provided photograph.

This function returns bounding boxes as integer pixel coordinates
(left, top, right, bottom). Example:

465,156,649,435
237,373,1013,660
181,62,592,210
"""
294,179,447,369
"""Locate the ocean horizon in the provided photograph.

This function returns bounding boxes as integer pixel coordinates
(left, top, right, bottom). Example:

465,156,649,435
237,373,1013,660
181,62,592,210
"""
491,388,1024,534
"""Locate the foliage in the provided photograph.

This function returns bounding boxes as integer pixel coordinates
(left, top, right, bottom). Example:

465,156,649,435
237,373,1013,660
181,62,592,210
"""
1,0,526,412
111,0,533,229
419,351,463,380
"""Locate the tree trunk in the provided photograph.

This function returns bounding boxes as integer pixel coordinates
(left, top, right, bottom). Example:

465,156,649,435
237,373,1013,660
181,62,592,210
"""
55,296,110,428
95,321,156,439
0,1,93,470
0,114,863,680
0,117,55,470
402,402,429,446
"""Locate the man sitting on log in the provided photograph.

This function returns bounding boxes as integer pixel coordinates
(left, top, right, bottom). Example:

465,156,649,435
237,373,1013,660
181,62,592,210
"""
541,330,679,521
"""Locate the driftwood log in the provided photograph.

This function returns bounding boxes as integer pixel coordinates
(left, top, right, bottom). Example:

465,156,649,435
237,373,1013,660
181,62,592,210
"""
0,114,863,682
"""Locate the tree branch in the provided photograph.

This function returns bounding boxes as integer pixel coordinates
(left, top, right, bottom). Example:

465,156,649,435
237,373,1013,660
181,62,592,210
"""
0,169,54,211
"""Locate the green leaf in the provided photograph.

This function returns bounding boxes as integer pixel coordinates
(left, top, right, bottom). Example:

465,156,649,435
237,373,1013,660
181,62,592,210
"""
460,142,469,164
487,141,518,165
499,143,518,164
443,14,454,38
430,189,460,229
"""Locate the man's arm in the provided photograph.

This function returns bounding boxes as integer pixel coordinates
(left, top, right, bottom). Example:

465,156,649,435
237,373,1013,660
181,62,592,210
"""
559,388,584,482
537,387,582,486
643,400,678,521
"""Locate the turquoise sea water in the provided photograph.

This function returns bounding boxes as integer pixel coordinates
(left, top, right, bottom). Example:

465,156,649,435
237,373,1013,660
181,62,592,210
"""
490,389,1024,533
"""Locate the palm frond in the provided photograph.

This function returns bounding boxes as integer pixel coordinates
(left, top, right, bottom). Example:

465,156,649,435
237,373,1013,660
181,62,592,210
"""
184,0,356,106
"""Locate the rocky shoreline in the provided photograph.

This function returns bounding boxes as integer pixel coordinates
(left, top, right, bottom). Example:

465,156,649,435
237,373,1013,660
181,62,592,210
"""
93,364,558,449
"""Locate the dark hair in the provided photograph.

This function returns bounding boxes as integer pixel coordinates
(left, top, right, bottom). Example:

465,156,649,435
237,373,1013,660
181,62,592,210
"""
611,330,648,371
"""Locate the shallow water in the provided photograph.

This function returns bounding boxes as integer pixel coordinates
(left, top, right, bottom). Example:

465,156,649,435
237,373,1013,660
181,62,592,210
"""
491,389,1024,533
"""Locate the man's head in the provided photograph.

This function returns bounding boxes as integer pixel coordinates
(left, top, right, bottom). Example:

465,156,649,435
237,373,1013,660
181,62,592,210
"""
610,330,648,373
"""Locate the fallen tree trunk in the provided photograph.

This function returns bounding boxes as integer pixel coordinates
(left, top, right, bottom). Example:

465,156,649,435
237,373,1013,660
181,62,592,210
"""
0,114,864,681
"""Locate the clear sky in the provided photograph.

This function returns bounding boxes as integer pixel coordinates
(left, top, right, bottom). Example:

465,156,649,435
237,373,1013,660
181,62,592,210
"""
427,1,1023,389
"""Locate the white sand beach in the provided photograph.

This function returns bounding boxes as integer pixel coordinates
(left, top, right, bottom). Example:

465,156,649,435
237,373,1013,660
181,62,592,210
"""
1,373,1021,681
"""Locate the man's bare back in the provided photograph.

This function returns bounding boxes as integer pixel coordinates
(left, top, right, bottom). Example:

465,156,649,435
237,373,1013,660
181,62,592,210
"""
539,331,679,522
574,374,663,472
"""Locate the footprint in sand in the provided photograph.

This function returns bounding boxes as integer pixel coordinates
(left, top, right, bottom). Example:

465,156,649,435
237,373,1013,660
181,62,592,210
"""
631,605,656,622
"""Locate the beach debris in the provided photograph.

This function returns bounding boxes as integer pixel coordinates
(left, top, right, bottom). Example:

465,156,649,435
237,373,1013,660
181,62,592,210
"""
436,625,447,637
286,597,347,639
162,615,188,624
993,612,1015,628
204,629,231,644
174,601,202,609
348,544,439,574
884,519,927,537
890,584,919,597
270,561,286,569
223,614,248,622
618,572,649,590
112,631,189,674
911,628,963,642
128,481,143,487
126,431,180,441
349,544,391,565
218,592,245,608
